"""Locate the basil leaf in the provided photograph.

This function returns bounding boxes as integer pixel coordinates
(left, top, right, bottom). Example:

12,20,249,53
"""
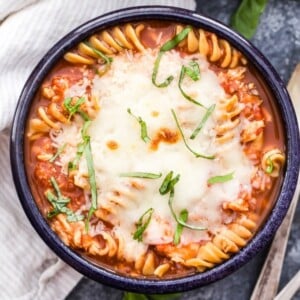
159,171,174,195
68,141,86,172
266,156,274,174
123,292,148,300
120,172,162,179
152,26,191,88
152,51,174,88
160,26,192,52
173,209,188,245
64,97,86,121
123,292,181,300
178,62,205,107
85,137,98,230
127,108,151,143
230,0,269,39
49,143,67,163
171,109,215,159
190,104,215,140
133,208,154,242
207,172,235,184
46,177,84,222
168,188,207,231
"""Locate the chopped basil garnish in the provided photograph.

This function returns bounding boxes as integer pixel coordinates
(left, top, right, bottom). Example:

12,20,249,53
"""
178,61,205,107
120,172,162,179
64,97,86,121
159,171,180,195
171,109,215,160
85,42,113,65
152,27,192,88
207,172,235,185
49,143,66,163
133,208,154,242
190,104,216,140
266,156,274,174
163,175,206,231
127,108,151,143
173,209,188,245
46,177,84,222
160,27,192,52
85,137,98,229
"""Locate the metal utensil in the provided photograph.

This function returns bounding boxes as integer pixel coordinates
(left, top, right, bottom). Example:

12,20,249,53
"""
250,63,300,300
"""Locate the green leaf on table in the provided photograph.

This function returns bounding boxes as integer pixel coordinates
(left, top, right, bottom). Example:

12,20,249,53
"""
230,0,269,39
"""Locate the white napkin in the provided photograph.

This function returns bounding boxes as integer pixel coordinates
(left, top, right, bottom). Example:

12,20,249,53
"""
0,1,196,299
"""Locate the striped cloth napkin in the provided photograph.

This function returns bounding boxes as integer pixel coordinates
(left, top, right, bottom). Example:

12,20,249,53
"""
0,1,196,299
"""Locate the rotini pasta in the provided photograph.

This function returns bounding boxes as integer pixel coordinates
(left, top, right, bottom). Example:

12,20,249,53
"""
25,21,285,279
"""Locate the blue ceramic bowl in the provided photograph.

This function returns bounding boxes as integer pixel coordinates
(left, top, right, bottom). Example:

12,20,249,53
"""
10,6,300,293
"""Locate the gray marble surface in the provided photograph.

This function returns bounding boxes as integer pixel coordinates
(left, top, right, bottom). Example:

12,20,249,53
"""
66,1,300,299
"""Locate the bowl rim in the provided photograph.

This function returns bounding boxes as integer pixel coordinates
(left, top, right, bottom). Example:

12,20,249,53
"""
10,5,300,293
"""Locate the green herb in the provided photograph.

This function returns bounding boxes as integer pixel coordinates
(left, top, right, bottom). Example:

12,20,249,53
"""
207,172,235,185
168,188,207,231
68,122,91,172
49,143,67,163
64,97,86,121
88,43,113,65
68,142,86,172
266,156,274,174
159,171,180,195
46,177,84,222
133,208,154,242
173,209,188,245
127,108,151,143
190,104,215,139
152,27,191,87
120,172,162,179
78,121,98,231
171,109,215,160
230,0,269,39
123,292,181,300
178,61,205,107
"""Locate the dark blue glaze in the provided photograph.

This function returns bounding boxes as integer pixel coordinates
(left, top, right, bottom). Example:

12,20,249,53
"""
10,6,300,294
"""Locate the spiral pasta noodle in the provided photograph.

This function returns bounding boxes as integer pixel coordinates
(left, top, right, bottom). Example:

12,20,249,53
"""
64,24,246,69
261,148,285,177
184,217,256,272
215,94,243,143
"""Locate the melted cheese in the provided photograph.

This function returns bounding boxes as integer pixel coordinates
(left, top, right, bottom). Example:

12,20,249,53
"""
58,50,254,262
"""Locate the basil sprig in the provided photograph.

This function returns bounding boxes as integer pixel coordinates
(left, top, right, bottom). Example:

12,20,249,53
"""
127,108,151,143
49,143,66,163
190,104,216,140
46,177,84,222
120,172,162,179
64,97,86,121
230,0,269,39
168,188,206,231
178,61,205,107
173,209,188,245
133,208,154,242
159,171,180,195
171,109,215,159
207,172,235,185
152,26,191,88
159,171,207,234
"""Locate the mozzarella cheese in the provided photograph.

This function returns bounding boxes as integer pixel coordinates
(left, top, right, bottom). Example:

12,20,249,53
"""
57,49,254,262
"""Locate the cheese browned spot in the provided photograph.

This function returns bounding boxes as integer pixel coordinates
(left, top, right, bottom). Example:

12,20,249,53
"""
106,140,119,150
150,128,179,151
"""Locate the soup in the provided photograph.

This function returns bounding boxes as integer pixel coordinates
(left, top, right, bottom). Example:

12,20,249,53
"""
25,22,285,278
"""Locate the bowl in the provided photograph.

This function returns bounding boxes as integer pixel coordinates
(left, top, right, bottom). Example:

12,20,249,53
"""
10,6,300,293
